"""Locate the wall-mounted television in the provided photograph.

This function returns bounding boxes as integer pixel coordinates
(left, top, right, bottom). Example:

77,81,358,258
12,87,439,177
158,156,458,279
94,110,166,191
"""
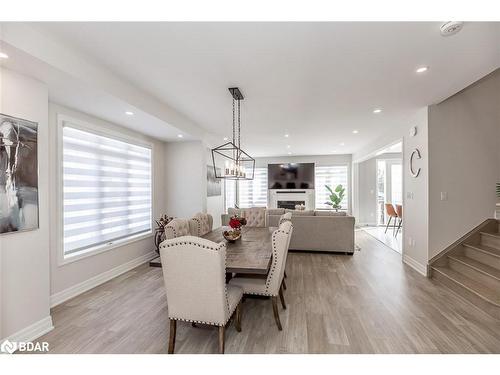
268,163,315,189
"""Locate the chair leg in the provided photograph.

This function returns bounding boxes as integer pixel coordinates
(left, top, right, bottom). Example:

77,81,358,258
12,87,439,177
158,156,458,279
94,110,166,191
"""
392,216,397,235
282,278,287,290
168,319,176,354
396,219,402,236
284,270,288,278
235,301,242,332
279,285,286,310
192,322,197,327
218,326,225,354
271,296,283,331
384,216,392,233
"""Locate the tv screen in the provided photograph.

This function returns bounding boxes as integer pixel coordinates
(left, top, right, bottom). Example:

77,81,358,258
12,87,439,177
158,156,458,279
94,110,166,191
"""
268,163,315,189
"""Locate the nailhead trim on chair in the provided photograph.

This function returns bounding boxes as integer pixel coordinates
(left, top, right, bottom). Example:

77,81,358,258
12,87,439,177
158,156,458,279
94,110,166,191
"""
160,237,235,326
278,217,292,225
264,225,292,294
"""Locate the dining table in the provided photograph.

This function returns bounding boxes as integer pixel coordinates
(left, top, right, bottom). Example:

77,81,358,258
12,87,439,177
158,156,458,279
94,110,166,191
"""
201,226,276,275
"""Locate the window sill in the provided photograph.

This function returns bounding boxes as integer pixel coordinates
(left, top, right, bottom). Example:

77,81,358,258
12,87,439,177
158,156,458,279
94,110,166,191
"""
59,232,153,266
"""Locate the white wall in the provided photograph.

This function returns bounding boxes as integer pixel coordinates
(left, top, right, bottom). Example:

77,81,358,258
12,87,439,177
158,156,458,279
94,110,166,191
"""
164,141,206,218
48,104,167,297
428,69,500,259
254,154,353,213
402,109,429,272
205,148,224,228
357,158,377,225
0,68,52,339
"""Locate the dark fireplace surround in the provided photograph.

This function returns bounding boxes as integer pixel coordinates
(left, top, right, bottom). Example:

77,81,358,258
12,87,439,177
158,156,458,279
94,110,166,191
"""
277,200,306,210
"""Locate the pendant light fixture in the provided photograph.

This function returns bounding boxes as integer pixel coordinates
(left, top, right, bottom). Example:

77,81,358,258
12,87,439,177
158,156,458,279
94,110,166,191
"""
211,87,255,180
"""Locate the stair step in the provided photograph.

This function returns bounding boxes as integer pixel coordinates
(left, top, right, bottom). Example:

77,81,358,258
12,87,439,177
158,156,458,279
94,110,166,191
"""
448,254,500,290
431,266,500,318
480,232,500,250
463,243,500,271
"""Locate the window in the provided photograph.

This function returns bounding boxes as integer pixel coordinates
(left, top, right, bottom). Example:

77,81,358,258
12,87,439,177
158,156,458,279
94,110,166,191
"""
62,124,152,257
238,168,268,208
315,165,349,209
224,167,267,209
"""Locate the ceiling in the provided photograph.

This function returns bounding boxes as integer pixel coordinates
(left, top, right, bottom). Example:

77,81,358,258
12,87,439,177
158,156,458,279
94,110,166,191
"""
20,22,500,156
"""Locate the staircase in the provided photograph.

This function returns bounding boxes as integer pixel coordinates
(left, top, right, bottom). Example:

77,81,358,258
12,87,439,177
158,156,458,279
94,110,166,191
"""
430,219,500,319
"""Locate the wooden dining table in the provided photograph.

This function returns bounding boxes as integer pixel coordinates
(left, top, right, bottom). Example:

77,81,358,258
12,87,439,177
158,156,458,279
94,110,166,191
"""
201,226,276,275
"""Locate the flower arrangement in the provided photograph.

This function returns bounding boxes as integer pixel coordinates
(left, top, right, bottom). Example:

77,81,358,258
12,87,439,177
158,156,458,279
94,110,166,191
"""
229,215,247,229
224,215,247,242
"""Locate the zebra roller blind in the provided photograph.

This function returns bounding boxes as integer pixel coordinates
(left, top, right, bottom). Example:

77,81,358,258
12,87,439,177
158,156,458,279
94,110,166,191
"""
62,125,152,256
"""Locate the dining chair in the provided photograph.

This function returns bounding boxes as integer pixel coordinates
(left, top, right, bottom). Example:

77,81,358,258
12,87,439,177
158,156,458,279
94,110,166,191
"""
189,212,213,237
279,212,292,225
164,218,191,240
278,212,292,287
384,203,398,235
241,207,266,227
228,220,293,330
159,236,243,354
395,204,403,237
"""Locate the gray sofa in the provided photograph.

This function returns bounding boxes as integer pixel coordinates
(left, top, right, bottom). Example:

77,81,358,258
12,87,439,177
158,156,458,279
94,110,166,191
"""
221,208,355,254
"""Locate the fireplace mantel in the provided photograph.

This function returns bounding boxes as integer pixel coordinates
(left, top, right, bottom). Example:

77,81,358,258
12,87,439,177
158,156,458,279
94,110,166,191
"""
268,189,315,210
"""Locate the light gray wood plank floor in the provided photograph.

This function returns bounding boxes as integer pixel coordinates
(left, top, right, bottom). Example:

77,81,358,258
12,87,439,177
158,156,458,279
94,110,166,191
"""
36,231,500,353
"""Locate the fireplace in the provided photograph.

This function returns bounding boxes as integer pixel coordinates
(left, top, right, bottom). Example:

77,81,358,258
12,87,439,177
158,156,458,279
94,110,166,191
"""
269,189,315,210
277,200,305,210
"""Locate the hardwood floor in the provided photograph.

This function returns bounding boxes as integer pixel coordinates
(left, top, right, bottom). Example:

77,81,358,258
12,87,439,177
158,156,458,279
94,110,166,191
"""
36,230,500,353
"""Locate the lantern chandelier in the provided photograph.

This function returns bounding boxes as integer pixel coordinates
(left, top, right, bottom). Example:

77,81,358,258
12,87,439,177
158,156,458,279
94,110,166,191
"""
211,87,255,180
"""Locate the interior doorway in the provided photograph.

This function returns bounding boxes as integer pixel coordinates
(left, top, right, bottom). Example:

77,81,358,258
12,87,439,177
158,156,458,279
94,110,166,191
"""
376,159,403,227
359,141,403,254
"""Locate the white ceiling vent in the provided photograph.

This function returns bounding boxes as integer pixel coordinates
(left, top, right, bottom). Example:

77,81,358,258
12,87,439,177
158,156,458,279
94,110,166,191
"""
440,22,464,37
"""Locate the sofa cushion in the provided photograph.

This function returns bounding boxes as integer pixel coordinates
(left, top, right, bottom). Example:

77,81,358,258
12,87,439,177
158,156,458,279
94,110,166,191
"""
285,209,315,216
314,210,347,216
267,208,285,215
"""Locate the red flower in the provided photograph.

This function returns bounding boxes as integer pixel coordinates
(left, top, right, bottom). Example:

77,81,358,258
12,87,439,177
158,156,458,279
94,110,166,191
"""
229,218,241,229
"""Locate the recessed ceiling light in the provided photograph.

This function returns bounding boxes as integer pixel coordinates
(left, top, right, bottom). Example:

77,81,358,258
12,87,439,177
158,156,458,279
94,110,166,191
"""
339,142,345,146
416,66,429,73
223,137,228,141
352,130,359,134
373,109,382,114
125,111,134,116
286,145,291,148
284,134,289,138
287,152,292,155
177,134,183,138
0,52,8,59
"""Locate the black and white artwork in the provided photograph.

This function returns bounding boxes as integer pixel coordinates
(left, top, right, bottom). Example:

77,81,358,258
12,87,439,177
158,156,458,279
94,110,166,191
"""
0,113,39,234
207,165,222,197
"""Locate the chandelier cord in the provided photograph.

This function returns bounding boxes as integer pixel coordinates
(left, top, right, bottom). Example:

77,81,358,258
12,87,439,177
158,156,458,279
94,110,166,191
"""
238,98,241,150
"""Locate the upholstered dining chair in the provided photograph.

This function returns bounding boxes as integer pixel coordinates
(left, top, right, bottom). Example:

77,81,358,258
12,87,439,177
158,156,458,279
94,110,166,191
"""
164,218,191,240
278,212,292,287
229,220,293,330
384,203,398,235
159,236,243,354
395,204,403,237
242,207,267,227
189,212,213,237
278,212,292,225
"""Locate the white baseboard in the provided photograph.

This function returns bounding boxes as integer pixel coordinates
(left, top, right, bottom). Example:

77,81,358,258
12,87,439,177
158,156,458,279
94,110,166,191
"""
50,251,157,308
403,254,427,276
3,316,54,343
